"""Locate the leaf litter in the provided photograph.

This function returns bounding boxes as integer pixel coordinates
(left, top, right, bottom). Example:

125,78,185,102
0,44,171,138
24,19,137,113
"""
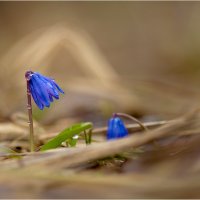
0,108,200,198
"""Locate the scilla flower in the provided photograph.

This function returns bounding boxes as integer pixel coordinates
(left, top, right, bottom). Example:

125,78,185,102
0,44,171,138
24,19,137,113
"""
25,71,64,110
107,113,128,140
25,70,64,152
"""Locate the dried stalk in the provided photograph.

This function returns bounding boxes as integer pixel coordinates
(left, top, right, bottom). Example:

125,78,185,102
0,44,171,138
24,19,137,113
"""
25,75,34,152
39,120,169,142
1,109,200,169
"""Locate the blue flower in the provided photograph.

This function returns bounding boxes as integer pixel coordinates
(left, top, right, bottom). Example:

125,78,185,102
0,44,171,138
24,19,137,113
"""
107,114,128,140
25,71,64,110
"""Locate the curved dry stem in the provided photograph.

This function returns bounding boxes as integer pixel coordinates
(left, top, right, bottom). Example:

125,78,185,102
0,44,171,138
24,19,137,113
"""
115,112,148,131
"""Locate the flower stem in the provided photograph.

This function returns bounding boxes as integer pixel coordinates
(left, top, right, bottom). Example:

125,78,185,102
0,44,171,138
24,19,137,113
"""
26,79,34,152
115,113,161,148
88,129,92,144
84,130,89,145
115,113,148,131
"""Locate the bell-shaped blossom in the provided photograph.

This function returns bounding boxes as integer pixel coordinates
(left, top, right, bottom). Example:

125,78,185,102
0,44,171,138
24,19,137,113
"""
107,114,128,140
25,71,64,110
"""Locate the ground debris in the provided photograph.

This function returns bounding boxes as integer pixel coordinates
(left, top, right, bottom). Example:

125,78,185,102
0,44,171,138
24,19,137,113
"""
1,109,200,198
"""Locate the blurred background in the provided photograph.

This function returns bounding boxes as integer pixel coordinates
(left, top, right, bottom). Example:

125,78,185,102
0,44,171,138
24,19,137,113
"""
1,1,200,125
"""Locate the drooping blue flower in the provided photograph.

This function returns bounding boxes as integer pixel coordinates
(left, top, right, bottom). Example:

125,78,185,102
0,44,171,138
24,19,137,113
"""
25,71,64,110
107,114,128,140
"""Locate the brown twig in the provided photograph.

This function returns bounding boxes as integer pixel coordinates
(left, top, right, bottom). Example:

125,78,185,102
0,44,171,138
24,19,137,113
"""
1,109,200,170
39,120,169,142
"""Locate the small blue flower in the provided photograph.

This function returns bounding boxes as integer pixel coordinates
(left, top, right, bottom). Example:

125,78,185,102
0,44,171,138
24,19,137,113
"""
25,71,64,110
107,114,128,140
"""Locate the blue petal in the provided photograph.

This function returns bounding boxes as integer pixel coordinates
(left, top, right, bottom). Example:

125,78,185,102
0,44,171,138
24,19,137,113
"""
29,81,44,110
52,80,64,94
35,72,63,98
28,71,64,109
107,118,115,140
116,118,128,138
112,118,122,138
107,117,128,140
30,74,50,108
48,93,54,102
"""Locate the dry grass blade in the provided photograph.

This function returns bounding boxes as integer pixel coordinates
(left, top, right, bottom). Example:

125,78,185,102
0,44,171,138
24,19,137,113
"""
39,120,169,142
0,158,200,198
93,119,169,135
1,108,200,170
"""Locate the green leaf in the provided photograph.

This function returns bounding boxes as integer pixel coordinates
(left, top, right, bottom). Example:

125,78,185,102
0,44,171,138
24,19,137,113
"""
67,137,78,147
40,122,93,151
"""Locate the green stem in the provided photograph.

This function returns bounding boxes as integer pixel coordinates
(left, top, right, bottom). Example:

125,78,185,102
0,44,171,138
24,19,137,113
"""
84,130,89,145
88,129,92,144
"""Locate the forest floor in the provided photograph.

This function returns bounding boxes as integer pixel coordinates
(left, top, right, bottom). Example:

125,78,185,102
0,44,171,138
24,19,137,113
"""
1,108,200,198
